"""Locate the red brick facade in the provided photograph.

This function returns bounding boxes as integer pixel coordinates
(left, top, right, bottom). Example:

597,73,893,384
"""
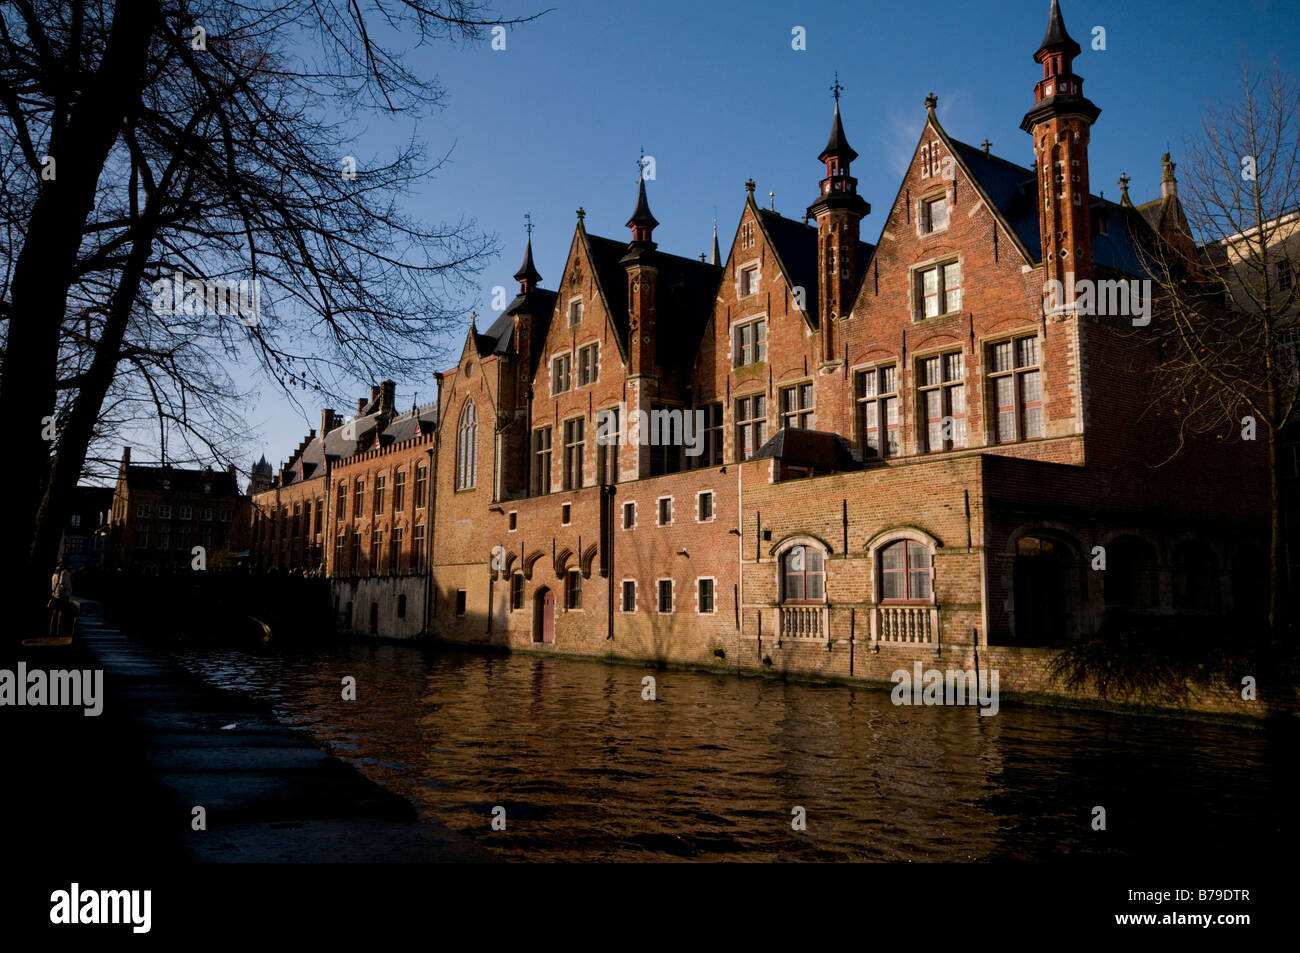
252,2,1272,710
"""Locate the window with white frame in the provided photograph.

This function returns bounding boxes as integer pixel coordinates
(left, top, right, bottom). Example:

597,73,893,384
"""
136,504,150,518
158,504,171,519
621,579,637,612
568,298,583,326
622,501,636,529
657,579,674,613
856,365,899,458
920,194,949,234
989,335,1044,443
739,265,759,297
657,497,672,526
577,343,599,386
879,539,933,601
551,353,572,394
532,426,552,495
733,317,767,367
697,491,714,522
736,394,767,459
562,418,584,490
179,505,192,520
781,545,825,603
914,260,962,319
918,351,966,451
596,406,619,484
697,577,715,613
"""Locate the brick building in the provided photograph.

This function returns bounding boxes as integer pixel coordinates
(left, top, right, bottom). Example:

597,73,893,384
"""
106,448,250,569
258,1,1272,707
59,485,114,570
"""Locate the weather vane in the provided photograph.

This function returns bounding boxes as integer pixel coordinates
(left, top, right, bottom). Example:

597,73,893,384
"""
638,146,646,182
831,72,843,102
524,212,533,236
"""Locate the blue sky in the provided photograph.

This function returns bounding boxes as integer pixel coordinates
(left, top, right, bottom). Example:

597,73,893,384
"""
227,0,1300,476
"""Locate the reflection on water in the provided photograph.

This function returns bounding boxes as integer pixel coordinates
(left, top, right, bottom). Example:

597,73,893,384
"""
171,642,1294,861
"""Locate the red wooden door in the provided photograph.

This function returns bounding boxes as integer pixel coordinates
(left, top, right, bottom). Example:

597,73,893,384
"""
541,589,555,643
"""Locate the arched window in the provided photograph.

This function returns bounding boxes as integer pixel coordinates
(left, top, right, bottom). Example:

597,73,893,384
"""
1105,536,1157,611
456,400,477,490
781,545,825,603
880,539,932,602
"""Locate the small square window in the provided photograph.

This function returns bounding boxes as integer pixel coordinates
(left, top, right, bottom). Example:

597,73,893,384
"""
698,492,714,521
158,504,172,519
622,501,636,529
658,497,672,525
569,299,584,326
921,196,949,233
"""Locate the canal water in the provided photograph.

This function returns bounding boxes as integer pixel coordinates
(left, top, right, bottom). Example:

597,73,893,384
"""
171,642,1294,861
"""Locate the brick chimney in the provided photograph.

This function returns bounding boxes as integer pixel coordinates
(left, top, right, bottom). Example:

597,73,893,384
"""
321,408,337,435
380,380,396,415
370,384,381,406
356,397,366,415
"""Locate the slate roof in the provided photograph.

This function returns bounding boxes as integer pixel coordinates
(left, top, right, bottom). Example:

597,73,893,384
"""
278,400,437,487
948,137,1150,277
755,208,875,324
125,466,240,496
750,427,859,471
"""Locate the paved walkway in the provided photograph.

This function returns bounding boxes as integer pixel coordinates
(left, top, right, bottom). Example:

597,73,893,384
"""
73,604,488,862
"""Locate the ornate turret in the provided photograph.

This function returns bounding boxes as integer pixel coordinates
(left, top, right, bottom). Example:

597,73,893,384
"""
1020,0,1101,297
514,216,542,294
806,75,870,364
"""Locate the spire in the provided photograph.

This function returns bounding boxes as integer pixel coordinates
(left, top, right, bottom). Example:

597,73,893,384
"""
1036,0,1082,60
626,176,658,243
819,99,859,165
711,219,721,266
513,215,542,293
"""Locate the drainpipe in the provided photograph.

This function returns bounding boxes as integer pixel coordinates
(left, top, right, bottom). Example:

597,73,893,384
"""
423,372,443,639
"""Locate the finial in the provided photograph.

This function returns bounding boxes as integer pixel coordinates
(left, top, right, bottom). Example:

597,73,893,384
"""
469,309,477,327
638,146,646,182
1117,172,1131,204
1161,152,1176,182
524,212,533,236
745,178,755,195
981,139,992,155
769,190,775,211
699,253,706,262
576,206,585,223
925,92,938,113
830,71,844,103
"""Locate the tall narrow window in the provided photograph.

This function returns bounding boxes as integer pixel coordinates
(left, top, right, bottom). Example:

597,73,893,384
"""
566,569,582,609
733,318,767,367
371,527,383,575
856,365,899,459
780,382,814,430
918,351,966,451
563,418,584,490
622,501,636,529
648,404,682,476
697,578,715,613
596,407,620,484
657,579,674,613
456,400,478,490
990,335,1045,443
374,474,386,514
781,546,825,603
391,526,403,574
880,539,932,601
532,426,553,494
621,580,637,612
568,299,584,326
393,470,406,512
511,572,525,610
914,260,962,319
551,354,572,394
921,195,949,233
351,531,361,574
412,523,425,573
691,403,724,467
335,532,346,571
577,343,600,386
414,465,427,509
736,394,767,459
314,499,323,534
354,479,364,515
740,265,759,297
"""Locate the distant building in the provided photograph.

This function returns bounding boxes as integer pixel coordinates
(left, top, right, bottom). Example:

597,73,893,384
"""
59,486,114,570
106,448,250,569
